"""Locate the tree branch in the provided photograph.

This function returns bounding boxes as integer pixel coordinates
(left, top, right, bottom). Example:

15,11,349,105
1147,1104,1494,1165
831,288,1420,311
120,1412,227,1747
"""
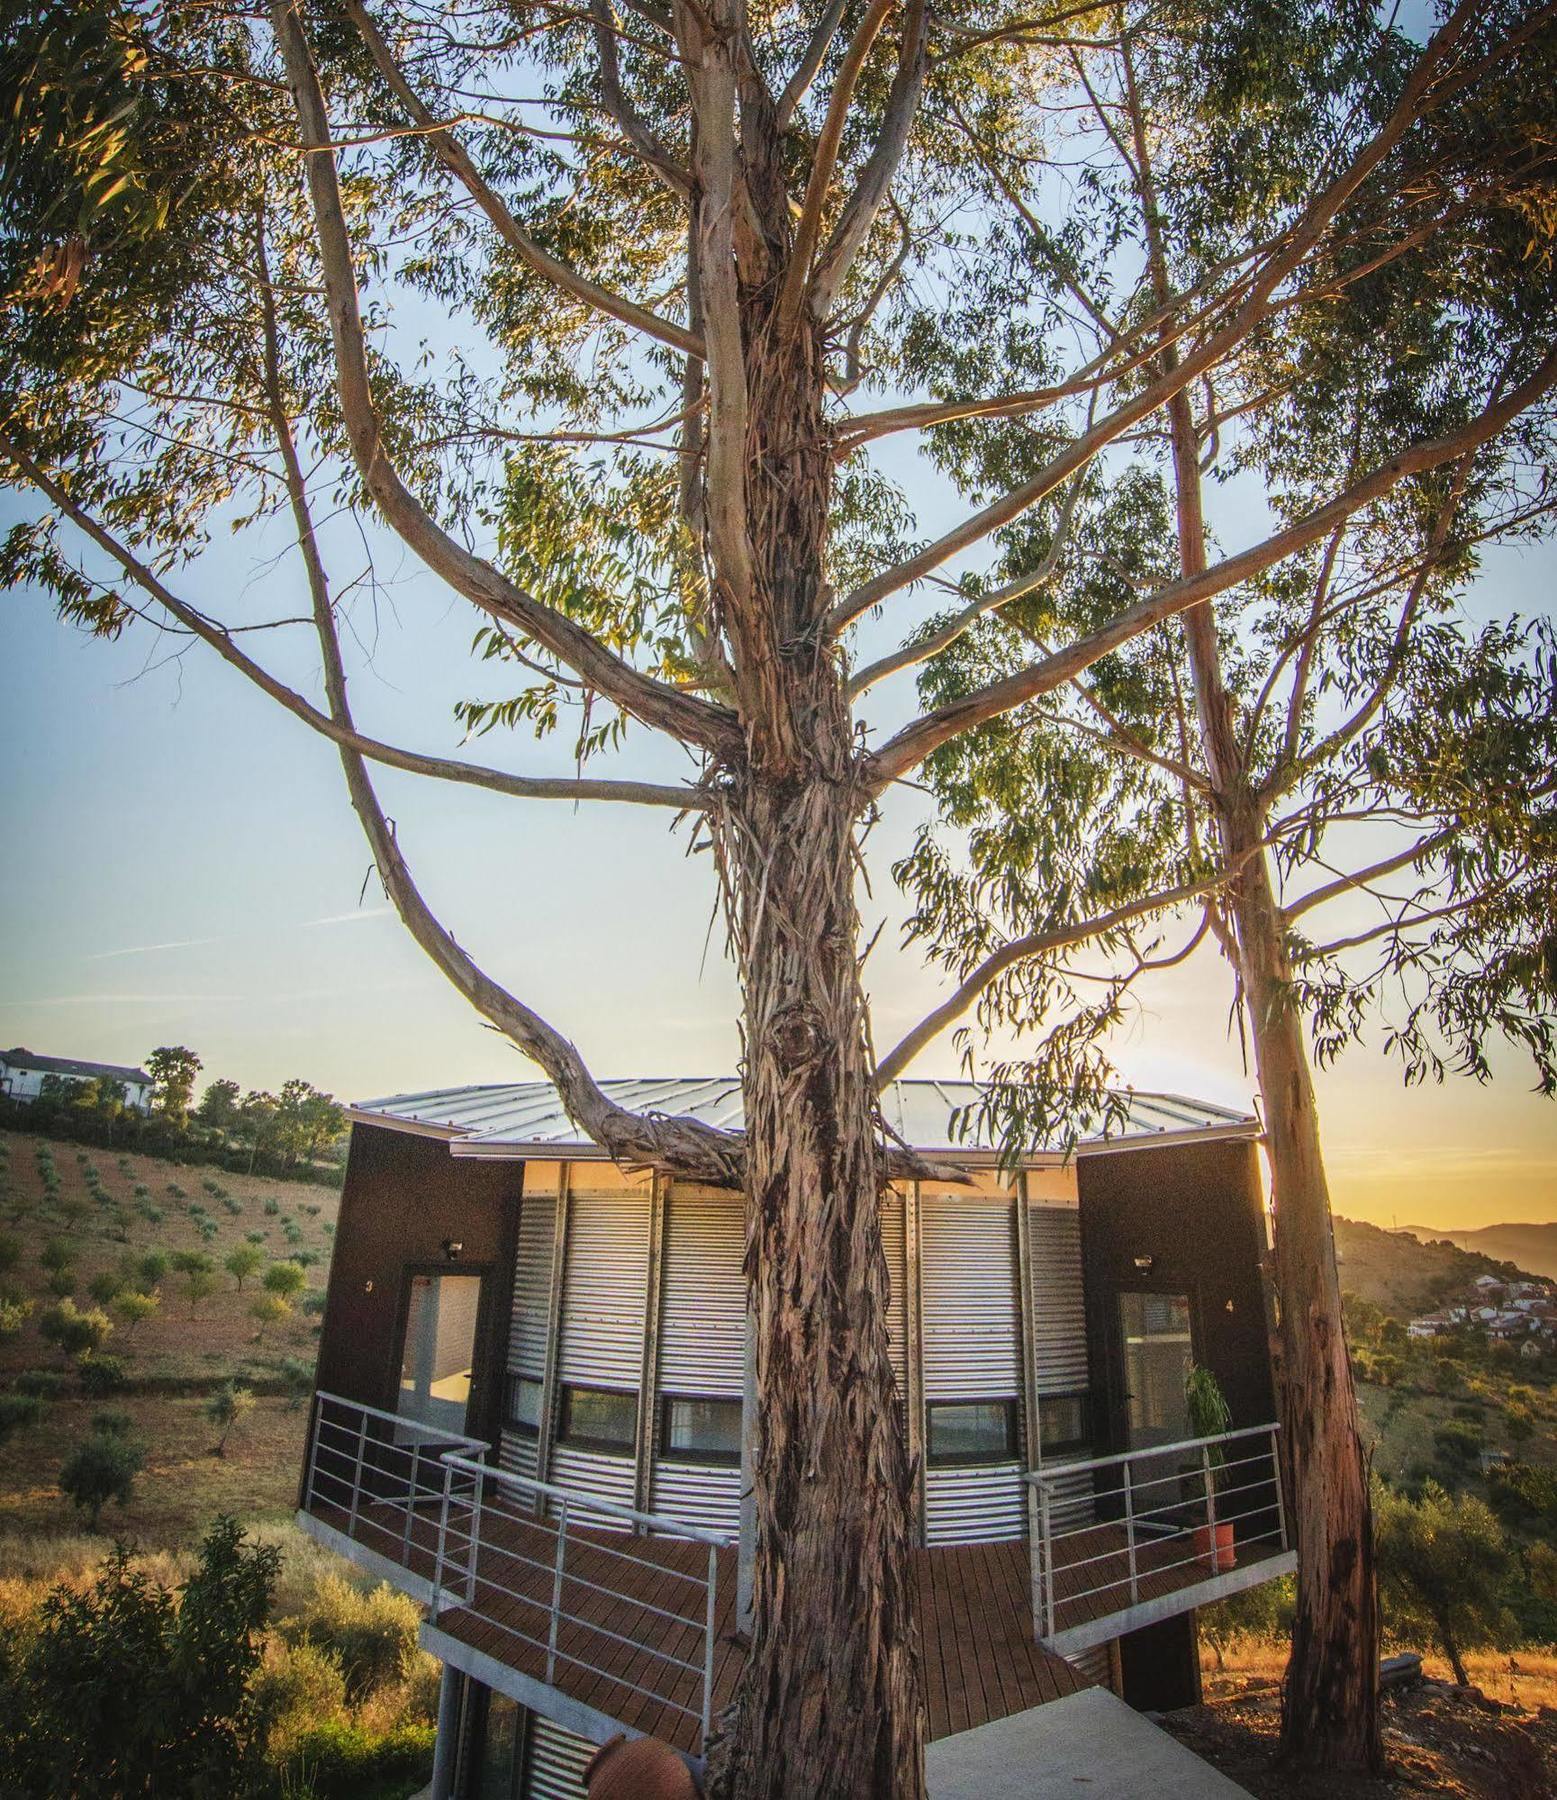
343,1,700,354
587,0,695,199
776,0,850,130
875,865,1242,1086
863,348,1557,790
0,434,706,813
271,0,735,755
1281,826,1460,921
830,1,1483,630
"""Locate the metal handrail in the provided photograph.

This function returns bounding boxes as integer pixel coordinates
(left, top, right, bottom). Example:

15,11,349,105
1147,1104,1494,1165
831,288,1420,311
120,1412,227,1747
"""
302,1391,731,1744
1024,1419,1288,1645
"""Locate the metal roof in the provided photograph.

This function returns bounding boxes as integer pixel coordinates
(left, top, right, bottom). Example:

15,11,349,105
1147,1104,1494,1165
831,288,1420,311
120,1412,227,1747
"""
2,1048,153,1086
348,1076,1256,1164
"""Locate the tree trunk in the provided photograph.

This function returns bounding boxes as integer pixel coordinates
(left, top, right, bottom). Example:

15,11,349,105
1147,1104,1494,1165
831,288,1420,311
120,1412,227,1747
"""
1439,1619,1469,1689
702,311,924,1800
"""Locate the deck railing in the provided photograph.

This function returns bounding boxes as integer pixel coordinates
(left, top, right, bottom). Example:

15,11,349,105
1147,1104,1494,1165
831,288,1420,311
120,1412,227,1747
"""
301,1391,731,1743
1025,1421,1287,1646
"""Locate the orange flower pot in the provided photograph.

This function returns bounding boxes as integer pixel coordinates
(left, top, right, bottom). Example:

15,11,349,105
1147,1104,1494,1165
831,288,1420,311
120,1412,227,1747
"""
1193,1521,1237,1572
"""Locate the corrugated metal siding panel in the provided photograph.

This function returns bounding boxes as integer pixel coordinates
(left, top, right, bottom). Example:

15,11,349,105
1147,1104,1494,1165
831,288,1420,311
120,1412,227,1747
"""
1029,1201,1094,1527
509,1193,556,1378
558,1189,650,1388
498,1429,539,1485
921,1191,1021,1398
1029,1203,1087,1393
650,1462,742,1536
548,1445,637,1523
881,1186,907,1395
658,1185,744,1396
525,1713,592,1800
923,1464,1027,1544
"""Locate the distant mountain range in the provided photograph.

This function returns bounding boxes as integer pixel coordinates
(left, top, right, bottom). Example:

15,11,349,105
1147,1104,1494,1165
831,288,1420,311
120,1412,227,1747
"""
1398,1221,1557,1282
1334,1216,1552,1316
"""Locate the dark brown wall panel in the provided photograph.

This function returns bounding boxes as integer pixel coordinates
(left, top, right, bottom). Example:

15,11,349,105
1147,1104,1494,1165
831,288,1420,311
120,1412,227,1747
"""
315,1124,522,1445
1076,1136,1276,1452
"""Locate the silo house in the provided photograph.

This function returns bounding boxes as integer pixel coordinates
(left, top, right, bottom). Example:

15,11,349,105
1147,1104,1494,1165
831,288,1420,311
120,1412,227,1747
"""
298,1077,1293,1797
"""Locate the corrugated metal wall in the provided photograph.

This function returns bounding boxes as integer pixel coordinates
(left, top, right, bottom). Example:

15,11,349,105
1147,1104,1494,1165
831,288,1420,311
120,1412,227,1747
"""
549,1186,651,1519
650,1183,745,1534
921,1190,1026,1543
1028,1199,1094,1529
880,1186,908,1397
500,1191,556,1484
524,1713,593,1800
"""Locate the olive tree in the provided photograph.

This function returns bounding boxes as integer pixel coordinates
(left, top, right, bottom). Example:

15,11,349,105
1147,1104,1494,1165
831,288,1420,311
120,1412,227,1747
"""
4,3,1554,1790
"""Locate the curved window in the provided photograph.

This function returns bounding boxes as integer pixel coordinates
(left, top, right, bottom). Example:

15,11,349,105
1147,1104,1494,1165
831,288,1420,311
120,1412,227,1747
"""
926,1398,1018,1467
557,1384,638,1455
661,1395,741,1466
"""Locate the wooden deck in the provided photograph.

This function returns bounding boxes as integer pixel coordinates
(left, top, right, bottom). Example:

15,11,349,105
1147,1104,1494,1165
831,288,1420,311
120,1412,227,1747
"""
305,1491,1284,1753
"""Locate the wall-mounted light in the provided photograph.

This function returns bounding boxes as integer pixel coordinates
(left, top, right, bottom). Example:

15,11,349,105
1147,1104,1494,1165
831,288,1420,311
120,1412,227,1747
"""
1133,1254,1155,1273
442,1239,464,1262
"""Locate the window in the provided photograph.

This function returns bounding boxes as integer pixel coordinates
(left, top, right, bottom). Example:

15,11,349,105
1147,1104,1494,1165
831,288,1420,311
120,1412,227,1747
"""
396,1272,482,1437
926,1399,1018,1467
661,1395,742,1466
557,1384,638,1455
1038,1392,1090,1455
1119,1291,1194,1451
506,1375,543,1437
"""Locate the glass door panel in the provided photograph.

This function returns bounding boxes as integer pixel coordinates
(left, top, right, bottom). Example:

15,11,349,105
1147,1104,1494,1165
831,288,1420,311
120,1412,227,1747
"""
1119,1291,1194,1526
397,1272,482,1437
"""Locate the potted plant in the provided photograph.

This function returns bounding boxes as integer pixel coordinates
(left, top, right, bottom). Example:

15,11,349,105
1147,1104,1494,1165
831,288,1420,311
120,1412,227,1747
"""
1184,1364,1237,1572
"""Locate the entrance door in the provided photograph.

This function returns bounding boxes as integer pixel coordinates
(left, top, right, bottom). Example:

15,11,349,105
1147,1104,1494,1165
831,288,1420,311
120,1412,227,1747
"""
397,1271,484,1437
1118,1291,1194,1527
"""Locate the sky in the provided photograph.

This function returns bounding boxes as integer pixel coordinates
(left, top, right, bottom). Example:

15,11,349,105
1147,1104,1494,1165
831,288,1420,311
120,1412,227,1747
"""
3,436,1552,1238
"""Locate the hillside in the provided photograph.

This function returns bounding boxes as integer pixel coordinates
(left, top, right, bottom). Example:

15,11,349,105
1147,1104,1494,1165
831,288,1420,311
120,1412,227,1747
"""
1400,1221,1557,1283
1333,1215,1527,1317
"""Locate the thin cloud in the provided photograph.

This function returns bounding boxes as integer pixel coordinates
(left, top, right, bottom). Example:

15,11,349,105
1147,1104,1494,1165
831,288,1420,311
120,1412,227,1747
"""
299,906,393,928
85,936,223,961
6,993,244,1007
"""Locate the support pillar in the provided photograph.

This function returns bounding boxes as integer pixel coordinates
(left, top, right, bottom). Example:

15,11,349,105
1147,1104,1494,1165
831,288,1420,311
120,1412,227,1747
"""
430,1662,463,1800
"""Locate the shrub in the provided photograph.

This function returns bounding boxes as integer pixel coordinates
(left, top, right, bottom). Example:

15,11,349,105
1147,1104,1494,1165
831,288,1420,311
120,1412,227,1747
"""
90,1409,134,1438
262,1198,280,1217
112,1288,160,1333
136,1250,170,1291
279,1357,313,1409
38,1300,113,1363
44,1268,76,1299
0,1295,33,1340
262,1261,307,1301
205,1383,254,1457
166,1183,187,1200
171,1250,216,1314
245,1230,266,1246
0,1392,45,1443
58,1431,145,1528
1433,1418,1482,1466
1376,1480,1515,1686
18,1370,69,1400
78,1355,129,1397
39,1237,75,1275
271,1720,435,1800
301,1290,328,1318
86,1270,123,1307
0,1517,279,1793
251,1638,347,1752
249,1294,291,1342
0,1231,19,1275
224,1244,263,1291
132,1184,150,1199
281,1576,422,1702
202,1179,224,1197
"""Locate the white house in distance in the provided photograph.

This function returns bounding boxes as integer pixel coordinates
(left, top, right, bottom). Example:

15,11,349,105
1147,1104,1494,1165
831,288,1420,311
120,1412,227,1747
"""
0,1048,154,1113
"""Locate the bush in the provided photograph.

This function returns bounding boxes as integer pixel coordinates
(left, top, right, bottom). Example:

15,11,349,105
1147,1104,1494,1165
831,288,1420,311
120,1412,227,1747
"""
86,1270,123,1307
17,1370,69,1400
251,1638,348,1752
38,1300,113,1363
262,1198,280,1217
301,1290,328,1317
249,1294,291,1342
0,1517,279,1795
39,1237,75,1275
263,1261,307,1301
279,1358,313,1410
1376,1480,1515,1686
205,1383,255,1456
245,1230,266,1246
271,1720,435,1800
1433,1418,1482,1466
90,1409,134,1438
44,1268,76,1299
225,1244,264,1290
281,1576,422,1703
112,1289,160,1332
78,1355,129,1397
0,1392,46,1443
0,1295,33,1340
58,1431,145,1528
0,1230,19,1275
136,1250,170,1291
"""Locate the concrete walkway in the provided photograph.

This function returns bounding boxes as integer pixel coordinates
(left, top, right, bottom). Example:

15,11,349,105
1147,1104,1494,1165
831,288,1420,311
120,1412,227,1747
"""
927,1686,1250,1799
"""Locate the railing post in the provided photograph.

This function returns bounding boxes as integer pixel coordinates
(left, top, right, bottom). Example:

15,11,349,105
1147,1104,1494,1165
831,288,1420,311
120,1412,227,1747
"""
1122,1459,1139,1605
702,1542,718,1745
465,1466,482,1605
347,1409,369,1538
434,1458,453,1614
304,1392,325,1512
402,1441,420,1561
1202,1444,1218,1571
1271,1425,1289,1550
1038,1481,1055,1639
546,1495,569,1686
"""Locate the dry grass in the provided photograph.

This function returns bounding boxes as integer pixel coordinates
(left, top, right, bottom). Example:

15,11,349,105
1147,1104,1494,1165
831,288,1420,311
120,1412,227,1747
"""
1204,1637,1557,1714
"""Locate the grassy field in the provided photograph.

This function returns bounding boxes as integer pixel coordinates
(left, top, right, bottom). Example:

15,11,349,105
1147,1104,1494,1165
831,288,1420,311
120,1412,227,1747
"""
0,1128,338,1542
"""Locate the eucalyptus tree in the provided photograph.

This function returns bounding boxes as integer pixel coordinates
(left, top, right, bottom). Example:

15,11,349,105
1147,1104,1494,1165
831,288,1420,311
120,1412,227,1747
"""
883,2,1557,1771
3,2,1554,1792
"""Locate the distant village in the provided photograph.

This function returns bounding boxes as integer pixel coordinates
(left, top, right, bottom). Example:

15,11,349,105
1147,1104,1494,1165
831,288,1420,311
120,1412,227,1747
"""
1408,1270,1557,1359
